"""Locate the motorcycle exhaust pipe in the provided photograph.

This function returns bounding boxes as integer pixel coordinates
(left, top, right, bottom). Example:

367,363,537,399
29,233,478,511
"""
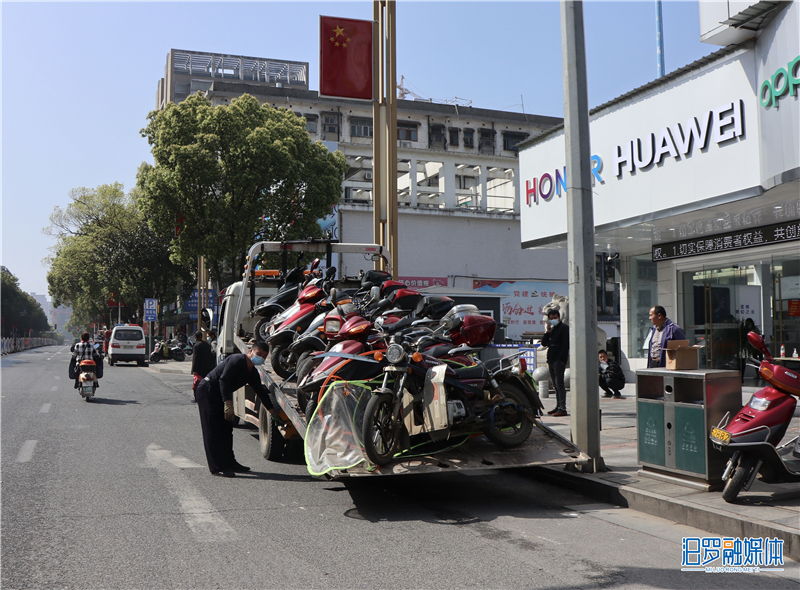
743,459,763,492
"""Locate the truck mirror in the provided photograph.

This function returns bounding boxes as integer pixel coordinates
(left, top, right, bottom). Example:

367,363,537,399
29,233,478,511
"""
201,308,214,330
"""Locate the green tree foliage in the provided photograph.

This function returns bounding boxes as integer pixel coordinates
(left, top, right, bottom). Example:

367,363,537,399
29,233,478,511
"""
43,183,192,328
137,93,348,287
1,270,50,337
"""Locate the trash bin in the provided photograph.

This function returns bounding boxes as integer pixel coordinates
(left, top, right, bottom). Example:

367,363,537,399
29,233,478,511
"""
635,368,742,483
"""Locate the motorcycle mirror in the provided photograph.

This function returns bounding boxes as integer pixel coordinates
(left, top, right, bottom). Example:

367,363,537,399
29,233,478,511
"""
310,258,321,271
329,287,337,302
370,286,380,302
747,331,772,362
326,266,336,278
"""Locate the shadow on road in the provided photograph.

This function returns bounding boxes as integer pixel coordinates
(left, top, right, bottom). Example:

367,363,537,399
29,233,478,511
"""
88,398,140,405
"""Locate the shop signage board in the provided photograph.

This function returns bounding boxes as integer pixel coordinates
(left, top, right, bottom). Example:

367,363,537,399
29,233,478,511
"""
652,218,800,261
472,279,568,341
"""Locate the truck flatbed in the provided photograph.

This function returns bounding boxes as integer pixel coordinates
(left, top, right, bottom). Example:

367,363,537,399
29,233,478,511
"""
254,362,590,478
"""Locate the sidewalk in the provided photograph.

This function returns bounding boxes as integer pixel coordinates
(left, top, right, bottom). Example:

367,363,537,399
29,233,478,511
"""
146,362,192,375
533,383,800,560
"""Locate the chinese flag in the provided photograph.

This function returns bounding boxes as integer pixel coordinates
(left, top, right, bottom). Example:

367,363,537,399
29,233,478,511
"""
320,16,373,100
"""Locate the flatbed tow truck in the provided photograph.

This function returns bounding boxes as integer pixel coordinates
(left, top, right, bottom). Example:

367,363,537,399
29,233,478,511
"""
227,239,589,477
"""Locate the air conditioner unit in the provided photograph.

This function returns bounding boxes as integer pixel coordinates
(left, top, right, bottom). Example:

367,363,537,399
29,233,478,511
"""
400,141,412,148
364,172,373,180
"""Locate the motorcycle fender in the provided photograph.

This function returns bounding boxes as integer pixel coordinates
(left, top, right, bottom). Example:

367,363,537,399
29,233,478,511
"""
422,365,449,434
288,335,326,354
499,373,544,413
254,303,284,319
268,330,295,346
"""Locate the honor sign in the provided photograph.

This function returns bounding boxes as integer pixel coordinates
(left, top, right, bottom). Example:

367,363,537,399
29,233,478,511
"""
519,52,760,248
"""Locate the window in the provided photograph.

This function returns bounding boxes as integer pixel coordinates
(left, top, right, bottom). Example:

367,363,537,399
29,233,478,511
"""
113,329,143,341
322,115,339,140
479,129,495,155
430,124,446,149
175,82,190,101
398,121,418,142
503,132,528,152
456,175,477,190
304,115,318,133
350,117,373,138
628,254,658,358
463,129,474,148
449,128,459,147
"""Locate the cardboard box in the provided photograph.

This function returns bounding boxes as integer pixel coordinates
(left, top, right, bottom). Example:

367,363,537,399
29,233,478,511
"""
665,340,704,370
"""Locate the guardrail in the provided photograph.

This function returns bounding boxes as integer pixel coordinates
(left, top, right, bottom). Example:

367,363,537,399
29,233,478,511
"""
1,337,59,355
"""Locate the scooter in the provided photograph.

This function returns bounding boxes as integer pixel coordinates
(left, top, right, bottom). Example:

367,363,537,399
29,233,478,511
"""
78,359,100,402
252,258,320,340
150,338,186,363
710,331,800,503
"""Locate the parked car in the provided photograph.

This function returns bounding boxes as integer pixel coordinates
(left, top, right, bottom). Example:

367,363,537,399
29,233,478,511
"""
108,324,147,366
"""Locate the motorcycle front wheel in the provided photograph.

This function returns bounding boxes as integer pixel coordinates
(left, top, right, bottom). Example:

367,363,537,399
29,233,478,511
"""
149,353,161,363
173,349,186,362
362,392,398,466
722,454,758,503
482,382,535,448
269,344,294,379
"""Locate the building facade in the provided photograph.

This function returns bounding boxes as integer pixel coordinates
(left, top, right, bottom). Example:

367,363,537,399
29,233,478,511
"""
519,1,799,377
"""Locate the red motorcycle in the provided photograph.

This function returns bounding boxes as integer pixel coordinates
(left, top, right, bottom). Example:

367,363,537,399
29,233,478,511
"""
710,331,800,502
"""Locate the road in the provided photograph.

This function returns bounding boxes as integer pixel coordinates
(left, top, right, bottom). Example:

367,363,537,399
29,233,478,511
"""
3,345,798,589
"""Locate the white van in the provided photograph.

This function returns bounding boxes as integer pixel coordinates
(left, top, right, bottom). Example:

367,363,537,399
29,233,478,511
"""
108,324,147,366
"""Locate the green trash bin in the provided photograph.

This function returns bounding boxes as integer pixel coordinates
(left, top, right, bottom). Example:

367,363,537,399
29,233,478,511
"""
635,368,742,483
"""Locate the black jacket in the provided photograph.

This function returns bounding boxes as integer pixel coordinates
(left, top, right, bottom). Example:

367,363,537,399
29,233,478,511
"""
541,321,569,363
600,359,625,385
203,354,273,410
191,340,216,378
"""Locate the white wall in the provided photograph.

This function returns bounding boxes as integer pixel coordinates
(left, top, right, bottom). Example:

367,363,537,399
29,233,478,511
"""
337,206,568,282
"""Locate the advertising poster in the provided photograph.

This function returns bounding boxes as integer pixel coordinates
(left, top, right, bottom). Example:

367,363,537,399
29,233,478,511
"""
473,279,568,341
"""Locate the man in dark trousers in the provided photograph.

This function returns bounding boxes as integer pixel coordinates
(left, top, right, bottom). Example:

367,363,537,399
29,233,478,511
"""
194,341,281,477
190,331,216,403
598,349,625,399
541,310,569,416
647,305,686,368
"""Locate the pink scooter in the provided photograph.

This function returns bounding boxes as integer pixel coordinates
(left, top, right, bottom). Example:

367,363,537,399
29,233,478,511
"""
710,331,800,503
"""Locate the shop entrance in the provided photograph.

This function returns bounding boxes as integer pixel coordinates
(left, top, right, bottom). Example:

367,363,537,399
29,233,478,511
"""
681,265,758,370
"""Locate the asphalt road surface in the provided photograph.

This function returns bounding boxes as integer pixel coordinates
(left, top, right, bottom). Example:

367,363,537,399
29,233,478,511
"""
3,346,798,589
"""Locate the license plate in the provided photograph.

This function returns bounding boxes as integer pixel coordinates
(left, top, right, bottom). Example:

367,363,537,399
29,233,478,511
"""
710,427,731,444
124,345,133,349
82,385,93,394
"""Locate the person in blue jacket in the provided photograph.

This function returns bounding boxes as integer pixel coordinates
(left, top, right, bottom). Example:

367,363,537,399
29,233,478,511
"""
647,306,686,368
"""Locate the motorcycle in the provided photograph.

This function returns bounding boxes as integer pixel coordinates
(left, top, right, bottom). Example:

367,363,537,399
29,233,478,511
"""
78,359,100,402
149,338,186,363
360,311,542,466
710,331,800,502
252,258,320,341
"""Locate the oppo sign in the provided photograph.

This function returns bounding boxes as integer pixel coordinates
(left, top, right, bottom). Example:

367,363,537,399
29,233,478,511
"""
760,54,800,109
525,99,746,206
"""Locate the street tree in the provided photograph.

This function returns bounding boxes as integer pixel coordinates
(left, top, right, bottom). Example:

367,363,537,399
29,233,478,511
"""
1,270,50,337
137,93,348,287
44,183,191,328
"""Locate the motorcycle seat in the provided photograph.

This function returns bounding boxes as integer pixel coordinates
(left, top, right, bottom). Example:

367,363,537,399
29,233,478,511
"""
453,365,489,381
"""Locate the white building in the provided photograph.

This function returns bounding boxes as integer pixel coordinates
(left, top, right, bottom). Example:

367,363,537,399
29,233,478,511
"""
156,49,569,291
519,1,799,377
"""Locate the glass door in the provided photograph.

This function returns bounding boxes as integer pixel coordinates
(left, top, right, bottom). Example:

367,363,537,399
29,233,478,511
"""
682,266,755,370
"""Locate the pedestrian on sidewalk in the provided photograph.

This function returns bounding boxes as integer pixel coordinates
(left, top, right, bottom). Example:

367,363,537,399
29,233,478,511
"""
194,341,280,477
598,349,625,398
190,330,216,403
646,306,686,368
542,310,569,417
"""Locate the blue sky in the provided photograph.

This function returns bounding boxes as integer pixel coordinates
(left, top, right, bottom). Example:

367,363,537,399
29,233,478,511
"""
1,1,716,297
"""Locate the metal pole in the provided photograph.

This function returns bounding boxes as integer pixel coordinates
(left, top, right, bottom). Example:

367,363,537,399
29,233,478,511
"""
386,0,399,276
560,0,604,473
655,0,665,78
372,1,383,269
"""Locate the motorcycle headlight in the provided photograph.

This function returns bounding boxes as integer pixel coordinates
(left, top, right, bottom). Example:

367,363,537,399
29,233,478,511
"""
385,343,406,364
748,396,771,411
325,318,341,334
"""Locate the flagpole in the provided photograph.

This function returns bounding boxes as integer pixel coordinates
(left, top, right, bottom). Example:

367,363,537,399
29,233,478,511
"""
372,1,383,269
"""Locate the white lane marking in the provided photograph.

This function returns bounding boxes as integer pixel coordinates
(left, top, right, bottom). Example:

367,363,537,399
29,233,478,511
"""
55,376,61,380
40,404,52,413
144,444,203,469
51,386,58,391
17,440,38,463
145,444,236,542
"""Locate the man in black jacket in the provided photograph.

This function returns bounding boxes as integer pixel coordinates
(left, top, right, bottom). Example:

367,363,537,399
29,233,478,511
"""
190,331,216,403
541,310,569,416
598,349,625,399
194,341,281,477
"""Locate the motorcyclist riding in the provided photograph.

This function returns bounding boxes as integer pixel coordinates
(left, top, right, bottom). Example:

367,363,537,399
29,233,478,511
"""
73,331,102,390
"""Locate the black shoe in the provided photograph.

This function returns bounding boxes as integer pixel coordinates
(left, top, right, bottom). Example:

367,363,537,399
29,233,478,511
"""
547,408,559,415
191,397,197,403
613,393,623,399
551,409,568,417
602,392,613,398
231,463,250,473
211,471,236,478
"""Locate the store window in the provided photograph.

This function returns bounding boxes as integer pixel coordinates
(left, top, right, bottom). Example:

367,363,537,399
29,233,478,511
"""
627,254,658,358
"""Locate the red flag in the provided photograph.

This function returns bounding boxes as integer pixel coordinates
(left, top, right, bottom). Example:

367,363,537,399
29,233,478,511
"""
320,16,373,100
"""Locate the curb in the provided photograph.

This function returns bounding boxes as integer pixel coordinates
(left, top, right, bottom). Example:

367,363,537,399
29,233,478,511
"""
530,465,800,561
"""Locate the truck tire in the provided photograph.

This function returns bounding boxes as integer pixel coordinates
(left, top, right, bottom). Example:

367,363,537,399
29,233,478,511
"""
259,405,285,461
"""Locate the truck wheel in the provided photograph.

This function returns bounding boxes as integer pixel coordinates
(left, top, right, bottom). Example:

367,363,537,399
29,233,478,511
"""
482,383,535,448
269,343,294,379
722,455,758,503
259,405,285,461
